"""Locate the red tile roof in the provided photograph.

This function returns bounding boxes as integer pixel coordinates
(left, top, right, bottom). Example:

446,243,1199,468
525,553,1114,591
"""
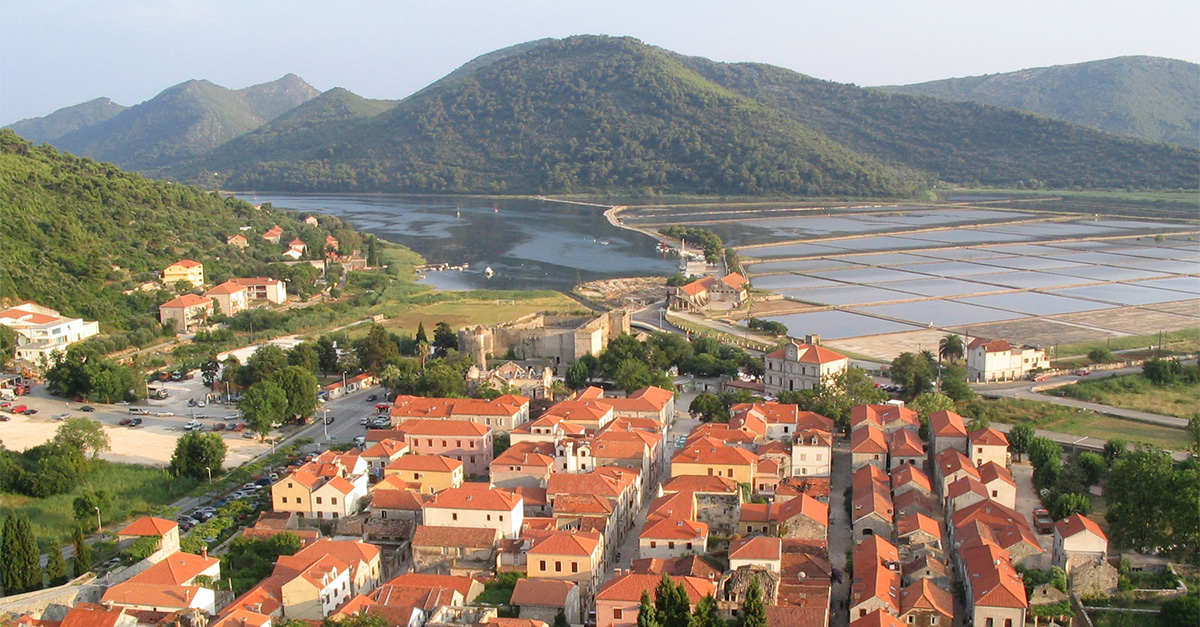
100,582,204,609
386,454,464,473
960,543,1027,609
936,448,980,482
968,338,1013,352
764,341,848,364
426,485,522,511
392,418,491,437
969,427,1010,447
391,395,528,418
851,404,919,431
899,579,953,618
890,465,931,494
896,513,941,541
371,489,427,511
159,295,212,309
765,606,828,627
978,461,1016,488
850,426,888,454
127,551,218,586
889,429,925,458
170,259,202,269
849,609,905,627
672,437,759,465
412,525,498,548
119,517,178,538
641,516,709,541
205,281,246,296
596,573,716,603
528,530,602,557
775,494,829,528
729,536,782,561
510,579,576,608
60,604,128,627
928,410,967,438
1055,513,1107,542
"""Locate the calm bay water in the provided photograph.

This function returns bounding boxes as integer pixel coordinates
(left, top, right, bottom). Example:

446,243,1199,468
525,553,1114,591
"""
242,194,677,291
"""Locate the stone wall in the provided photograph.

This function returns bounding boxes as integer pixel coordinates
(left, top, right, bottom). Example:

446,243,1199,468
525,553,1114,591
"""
458,311,630,370
0,575,102,618
693,493,740,535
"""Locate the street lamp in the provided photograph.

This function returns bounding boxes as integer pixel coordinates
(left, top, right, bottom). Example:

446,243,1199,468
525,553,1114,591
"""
205,466,212,483
323,409,329,443
94,507,102,533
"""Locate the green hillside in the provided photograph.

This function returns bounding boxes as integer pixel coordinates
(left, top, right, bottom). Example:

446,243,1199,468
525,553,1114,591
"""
677,56,1198,190
51,75,319,170
194,36,923,197
5,98,127,145
0,129,353,336
878,56,1200,149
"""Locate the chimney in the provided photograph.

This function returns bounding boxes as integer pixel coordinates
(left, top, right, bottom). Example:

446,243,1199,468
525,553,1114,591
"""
201,546,208,560
805,334,821,346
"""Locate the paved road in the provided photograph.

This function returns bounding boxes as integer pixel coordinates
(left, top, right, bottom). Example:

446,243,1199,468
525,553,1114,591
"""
827,441,851,627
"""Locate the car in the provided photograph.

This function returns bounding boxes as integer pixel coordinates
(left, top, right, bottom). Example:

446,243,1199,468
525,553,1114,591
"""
23,409,37,415
225,413,240,420
269,472,279,481
213,423,226,432
80,406,95,412
73,397,86,403
0,415,8,422
1076,369,1092,376
192,510,213,522
10,405,27,414
177,516,199,527
0,402,9,408
197,401,207,407
324,415,335,425
157,411,174,417
183,420,202,431
360,416,370,426
102,557,122,569
242,482,259,491
367,394,377,402
232,423,245,432
128,418,143,427
1033,508,1054,534
242,432,256,439
255,477,272,487
187,399,197,407
115,401,130,406
353,435,366,447
119,418,133,426
128,408,150,415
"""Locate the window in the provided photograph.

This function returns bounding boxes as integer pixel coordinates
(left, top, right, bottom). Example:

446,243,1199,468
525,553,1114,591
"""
316,497,323,504
333,512,339,519
571,562,578,573
1003,621,1012,627
668,542,675,549
930,618,937,625
442,440,448,447
500,515,504,521
487,514,492,521
984,620,993,627
907,617,914,624
686,543,693,550
331,497,338,504
452,513,458,521
555,561,562,572
457,440,462,447
539,560,546,570
281,497,287,503
287,482,293,488
613,610,623,620
992,490,999,497
860,610,866,618
727,468,734,477
650,541,657,548
800,453,807,461
427,439,433,446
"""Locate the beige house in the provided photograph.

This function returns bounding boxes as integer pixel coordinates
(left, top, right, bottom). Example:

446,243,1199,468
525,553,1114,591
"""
728,536,782,572
158,294,213,333
271,460,369,521
230,277,288,304
1052,513,1108,572
763,337,849,395
639,516,708,559
279,554,352,619
227,234,249,248
163,259,204,288
968,428,1010,468
360,438,410,481
205,281,249,317
967,338,1049,382
383,454,465,494
527,530,605,614
422,484,524,538
116,517,181,563
978,462,1017,509
960,543,1026,627
671,436,758,484
595,574,715,627
789,429,834,477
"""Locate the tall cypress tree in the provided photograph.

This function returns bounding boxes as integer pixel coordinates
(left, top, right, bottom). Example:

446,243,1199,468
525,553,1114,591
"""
739,576,766,627
689,595,719,627
73,526,92,575
1,514,42,594
637,589,660,627
655,575,690,627
46,542,68,585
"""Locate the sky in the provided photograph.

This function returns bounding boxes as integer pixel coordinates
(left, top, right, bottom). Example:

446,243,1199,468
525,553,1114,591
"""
3,0,1198,125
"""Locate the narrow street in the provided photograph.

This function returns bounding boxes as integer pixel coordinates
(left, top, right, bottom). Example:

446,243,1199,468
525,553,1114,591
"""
827,440,852,627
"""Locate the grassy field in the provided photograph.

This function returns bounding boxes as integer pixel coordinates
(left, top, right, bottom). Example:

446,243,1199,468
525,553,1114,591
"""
1055,328,1200,362
0,462,198,550
1088,610,1160,627
965,397,1190,451
1047,374,1200,419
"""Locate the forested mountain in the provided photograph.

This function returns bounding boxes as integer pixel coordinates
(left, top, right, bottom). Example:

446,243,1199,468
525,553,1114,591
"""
5,97,127,145
181,36,1197,194
0,130,356,336
675,55,1198,190
878,56,1200,149
42,75,320,170
189,36,925,197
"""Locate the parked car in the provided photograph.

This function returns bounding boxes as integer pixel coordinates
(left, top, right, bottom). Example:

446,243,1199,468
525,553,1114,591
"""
231,423,245,432
187,399,197,407
367,394,377,402
242,483,259,491
213,423,226,432
192,510,213,522
360,416,370,426
0,402,9,409
80,406,96,412
353,435,366,447
128,408,150,415
0,415,9,422
242,432,256,439
1033,508,1054,534
183,420,202,431
115,401,130,406
23,409,37,415
128,418,143,427
119,418,133,426
10,405,27,414
324,415,335,425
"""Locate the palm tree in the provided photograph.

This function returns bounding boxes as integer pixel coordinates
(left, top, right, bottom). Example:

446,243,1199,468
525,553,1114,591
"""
548,380,570,401
939,334,965,364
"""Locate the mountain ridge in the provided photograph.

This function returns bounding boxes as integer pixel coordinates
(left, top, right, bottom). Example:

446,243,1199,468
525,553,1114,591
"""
877,56,1200,148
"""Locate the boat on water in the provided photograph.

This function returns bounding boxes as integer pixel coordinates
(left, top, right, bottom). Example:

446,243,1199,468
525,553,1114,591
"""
484,266,495,278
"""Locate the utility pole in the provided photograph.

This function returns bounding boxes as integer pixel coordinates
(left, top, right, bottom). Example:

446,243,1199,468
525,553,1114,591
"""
94,507,102,533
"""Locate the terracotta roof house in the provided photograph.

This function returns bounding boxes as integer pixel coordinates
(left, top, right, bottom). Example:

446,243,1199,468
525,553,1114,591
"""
126,550,220,586
1053,513,1108,571
967,338,1048,383
851,426,888,471
927,410,968,456
902,554,950,590
158,294,213,333
204,281,250,317
890,465,931,498
729,402,834,442
849,610,904,627
359,438,410,479
893,489,935,519
228,277,287,304
227,234,249,248
790,428,834,477
898,579,953,627
775,476,832,504
852,485,895,542
162,259,205,289
100,582,215,614
511,579,582,626
263,226,284,244
490,441,556,489
728,536,782,572
763,338,849,395
540,398,615,434
595,573,716,627
959,542,1027,627
411,525,500,576
896,513,942,550
850,405,919,435
389,419,494,476
888,429,925,470
390,394,531,432
671,437,758,485
639,516,709,560
946,476,990,514
117,517,180,562
968,428,1010,468
977,462,1017,510
774,494,830,541
934,449,980,497
422,484,524,538
527,530,605,610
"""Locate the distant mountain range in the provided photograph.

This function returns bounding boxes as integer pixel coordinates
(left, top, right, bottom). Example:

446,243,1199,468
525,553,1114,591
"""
6,39,1197,195
879,56,1200,149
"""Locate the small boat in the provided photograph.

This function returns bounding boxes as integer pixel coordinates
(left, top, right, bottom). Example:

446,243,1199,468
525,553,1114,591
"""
484,266,494,278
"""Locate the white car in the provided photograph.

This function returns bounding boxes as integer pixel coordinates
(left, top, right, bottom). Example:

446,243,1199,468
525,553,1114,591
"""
183,420,202,431
225,413,240,420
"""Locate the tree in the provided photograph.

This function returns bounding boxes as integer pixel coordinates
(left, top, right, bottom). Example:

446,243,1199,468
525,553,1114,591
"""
689,595,720,627
1105,446,1191,555
316,337,339,375
269,366,319,421
414,364,467,398
1188,416,1200,457
784,366,885,428
889,352,934,398
614,359,655,395
414,322,428,345
72,489,112,530
553,610,569,627
287,342,321,374
654,575,690,627
168,431,228,479
1103,439,1128,464
1027,437,1063,469
1050,492,1090,520
1,514,41,594
1008,423,1036,462
739,575,766,627
565,361,591,390
601,335,648,379
909,392,955,422
220,356,242,391
53,417,111,460
637,589,660,627
432,322,457,358
940,364,976,402
1075,452,1107,486
240,381,288,439
357,325,399,373
46,542,68,585
1087,347,1114,363
1159,595,1199,627
548,380,570,400
73,526,92,575
201,359,220,388
689,393,729,423
939,334,965,364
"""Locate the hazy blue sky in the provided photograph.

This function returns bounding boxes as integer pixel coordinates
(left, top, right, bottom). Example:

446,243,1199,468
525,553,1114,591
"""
3,0,1198,124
